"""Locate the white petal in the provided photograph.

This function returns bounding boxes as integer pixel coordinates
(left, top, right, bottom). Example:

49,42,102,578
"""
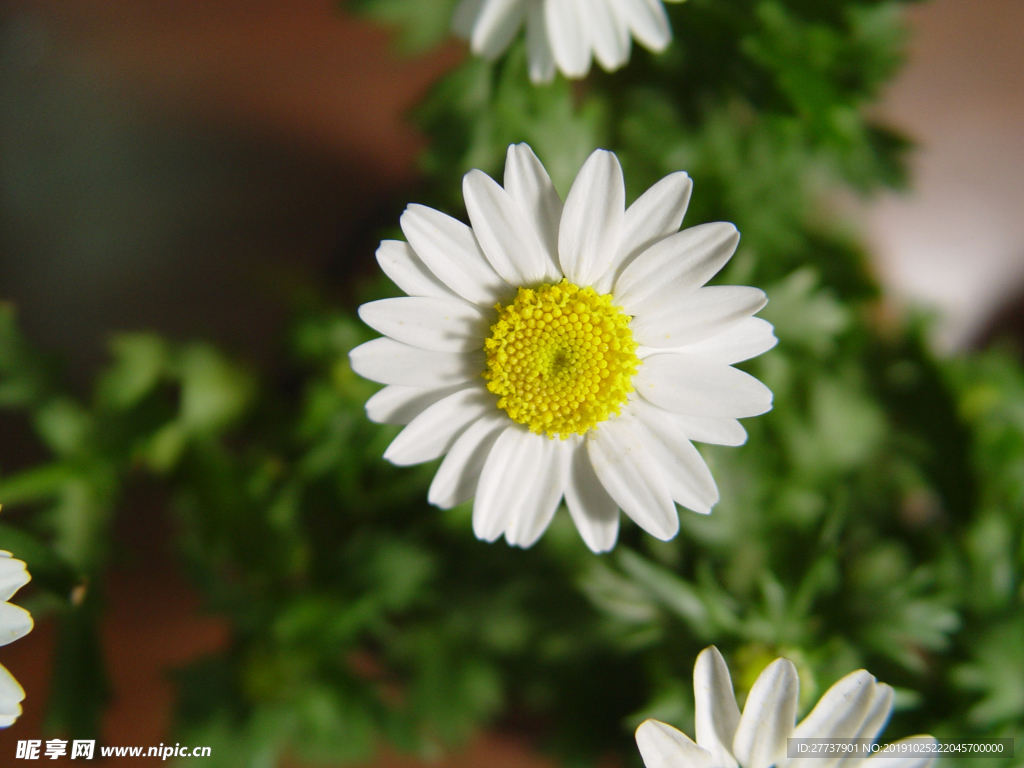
558,149,625,286
632,286,768,349
365,383,471,425
358,297,489,353
428,412,508,508
670,415,747,447
631,399,719,513
464,169,552,287
0,663,24,727
694,646,741,768
0,602,32,647
614,222,739,314
610,0,671,52
383,386,496,466
503,143,562,278
470,0,526,59
453,0,486,38
587,415,678,540
635,353,773,418
376,240,460,301
564,437,620,553
473,426,548,541
349,338,483,387
636,719,717,768
865,738,937,768
855,683,894,743
733,658,799,768
0,556,30,603
594,171,692,294
525,2,557,83
794,671,877,740
503,436,568,548
400,204,508,306
836,684,894,768
678,317,777,366
785,671,878,768
588,0,631,72
544,0,591,79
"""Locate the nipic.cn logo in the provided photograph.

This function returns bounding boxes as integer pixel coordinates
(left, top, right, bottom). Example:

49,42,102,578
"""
16,739,212,760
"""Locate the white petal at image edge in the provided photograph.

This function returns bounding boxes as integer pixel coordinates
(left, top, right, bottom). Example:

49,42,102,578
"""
694,646,741,768
636,719,716,768
0,555,30,603
732,658,799,768
0,602,32,647
0,663,24,728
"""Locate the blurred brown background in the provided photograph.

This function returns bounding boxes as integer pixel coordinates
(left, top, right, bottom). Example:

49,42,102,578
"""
0,0,1021,764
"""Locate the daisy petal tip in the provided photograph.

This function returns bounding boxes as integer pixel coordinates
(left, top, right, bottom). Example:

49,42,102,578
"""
462,167,490,191
694,646,731,684
589,146,622,168
380,444,404,466
636,717,677,742
763,655,799,681
506,142,534,162
471,514,503,543
696,643,725,663
690,501,714,515
635,718,684,749
648,514,681,542
589,531,619,554
580,525,618,554
636,718,713,768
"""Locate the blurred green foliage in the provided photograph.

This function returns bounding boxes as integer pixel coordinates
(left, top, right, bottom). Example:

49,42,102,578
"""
2,0,1023,766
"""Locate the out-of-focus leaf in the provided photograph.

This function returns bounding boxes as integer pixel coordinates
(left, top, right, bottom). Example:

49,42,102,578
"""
953,619,1024,727
617,548,712,636
177,345,254,433
97,333,168,410
349,0,460,54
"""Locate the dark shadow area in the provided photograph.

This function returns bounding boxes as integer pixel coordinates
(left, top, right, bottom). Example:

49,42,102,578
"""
974,277,1024,360
0,11,413,385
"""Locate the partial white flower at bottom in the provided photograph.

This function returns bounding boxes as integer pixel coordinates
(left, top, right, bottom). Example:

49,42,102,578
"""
636,646,937,768
351,143,774,554
0,550,33,727
453,0,685,83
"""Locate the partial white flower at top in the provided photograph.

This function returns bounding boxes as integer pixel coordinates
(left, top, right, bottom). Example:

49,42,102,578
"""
0,550,33,727
453,0,685,83
636,647,937,768
350,143,775,553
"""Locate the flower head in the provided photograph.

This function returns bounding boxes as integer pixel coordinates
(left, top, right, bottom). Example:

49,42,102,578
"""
453,0,685,83
636,647,937,768
351,143,774,553
0,549,32,727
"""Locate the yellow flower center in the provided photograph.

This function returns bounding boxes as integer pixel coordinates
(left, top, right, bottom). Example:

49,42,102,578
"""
483,279,640,438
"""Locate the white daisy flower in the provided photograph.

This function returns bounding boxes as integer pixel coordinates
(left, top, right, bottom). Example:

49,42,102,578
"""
350,143,774,553
0,550,32,727
636,646,937,768
453,0,685,83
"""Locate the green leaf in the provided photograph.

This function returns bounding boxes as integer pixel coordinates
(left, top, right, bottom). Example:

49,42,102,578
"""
97,333,169,410
616,548,712,636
